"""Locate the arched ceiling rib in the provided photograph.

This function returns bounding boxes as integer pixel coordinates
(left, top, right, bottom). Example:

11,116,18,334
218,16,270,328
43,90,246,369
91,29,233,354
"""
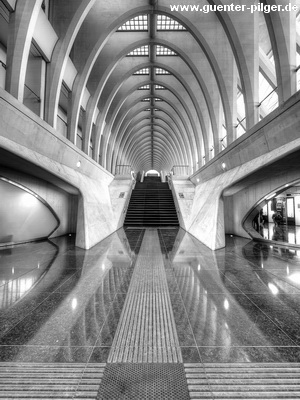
51,1,235,173
46,0,298,174
116,128,183,173
109,104,194,171
114,118,189,172
106,92,198,162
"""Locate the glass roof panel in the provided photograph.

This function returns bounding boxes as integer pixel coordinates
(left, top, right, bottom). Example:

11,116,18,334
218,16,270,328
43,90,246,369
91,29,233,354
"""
297,12,300,35
236,88,246,138
155,68,171,75
138,85,151,90
157,15,186,30
127,46,149,56
237,88,246,120
258,71,278,114
156,45,177,56
134,68,150,75
118,15,148,31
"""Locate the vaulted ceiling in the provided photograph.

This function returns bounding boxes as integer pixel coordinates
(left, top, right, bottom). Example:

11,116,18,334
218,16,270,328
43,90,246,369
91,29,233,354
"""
1,0,300,175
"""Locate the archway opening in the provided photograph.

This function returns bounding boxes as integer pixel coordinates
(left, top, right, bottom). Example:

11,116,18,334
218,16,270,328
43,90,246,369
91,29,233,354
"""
145,169,160,177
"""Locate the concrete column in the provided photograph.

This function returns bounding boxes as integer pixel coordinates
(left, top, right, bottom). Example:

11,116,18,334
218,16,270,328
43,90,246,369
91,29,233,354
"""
24,55,45,118
44,0,96,129
5,0,43,102
237,8,260,129
0,44,7,89
217,101,224,153
265,1,297,103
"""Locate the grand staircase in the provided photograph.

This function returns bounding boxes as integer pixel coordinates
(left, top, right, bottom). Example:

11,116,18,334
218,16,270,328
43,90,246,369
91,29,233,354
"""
124,176,179,227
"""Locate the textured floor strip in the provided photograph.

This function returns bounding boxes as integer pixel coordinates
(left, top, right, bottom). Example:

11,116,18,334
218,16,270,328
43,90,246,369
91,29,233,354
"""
96,363,189,399
185,363,300,399
108,229,182,363
0,363,105,399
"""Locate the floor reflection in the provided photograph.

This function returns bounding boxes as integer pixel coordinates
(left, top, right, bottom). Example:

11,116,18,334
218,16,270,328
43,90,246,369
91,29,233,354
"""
257,222,300,245
0,240,59,310
0,228,299,364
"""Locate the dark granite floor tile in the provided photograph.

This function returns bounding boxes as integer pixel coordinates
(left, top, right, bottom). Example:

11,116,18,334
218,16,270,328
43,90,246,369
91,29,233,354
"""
0,293,56,340
180,346,202,363
165,278,181,294
35,270,81,291
0,291,51,321
244,293,300,344
0,292,69,346
175,272,233,295
2,229,300,373
167,296,196,346
48,255,85,272
94,324,116,347
189,293,296,347
220,269,281,295
89,346,111,363
0,345,94,363
198,346,300,363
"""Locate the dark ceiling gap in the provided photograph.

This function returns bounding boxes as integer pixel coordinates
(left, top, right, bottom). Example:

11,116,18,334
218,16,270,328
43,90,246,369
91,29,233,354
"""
149,9,156,170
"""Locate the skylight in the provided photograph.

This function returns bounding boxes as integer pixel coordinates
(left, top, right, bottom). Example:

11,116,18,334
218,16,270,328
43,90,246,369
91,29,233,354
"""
134,68,150,75
157,15,186,30
155,98,163,102
297,12,300,36
141,98,151,102
138,85,150,90
237,88,245,120
236,88,246,138
220,126,227,149
258,71,278,115
127,46,149,56
118,15,148,31
236,117,246,138
156,45,177,56
155,68,171,75
155,85,166,90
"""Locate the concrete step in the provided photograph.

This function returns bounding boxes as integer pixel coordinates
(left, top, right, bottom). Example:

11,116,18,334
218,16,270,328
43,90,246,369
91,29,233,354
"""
124,183,179,227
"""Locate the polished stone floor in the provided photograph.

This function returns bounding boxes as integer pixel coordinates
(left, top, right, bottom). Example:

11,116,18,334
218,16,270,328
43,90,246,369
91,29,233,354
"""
1,228,300,363
257,221,300,246
0,228,300,397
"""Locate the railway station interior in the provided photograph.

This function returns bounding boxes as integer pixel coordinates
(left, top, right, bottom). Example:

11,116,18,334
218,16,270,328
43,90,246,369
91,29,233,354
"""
1,0,300,398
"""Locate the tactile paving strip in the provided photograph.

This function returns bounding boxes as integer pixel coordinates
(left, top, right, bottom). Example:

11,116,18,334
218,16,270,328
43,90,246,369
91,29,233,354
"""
108,229,182,363
0,363,105,399
96,363,190,399
185,363,300,399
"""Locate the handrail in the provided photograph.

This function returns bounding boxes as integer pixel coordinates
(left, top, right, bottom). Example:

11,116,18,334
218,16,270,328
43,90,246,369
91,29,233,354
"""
122,179,136,215
171,165,190,175
257,86,278,108
115,164,132,175
24,84,41,102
